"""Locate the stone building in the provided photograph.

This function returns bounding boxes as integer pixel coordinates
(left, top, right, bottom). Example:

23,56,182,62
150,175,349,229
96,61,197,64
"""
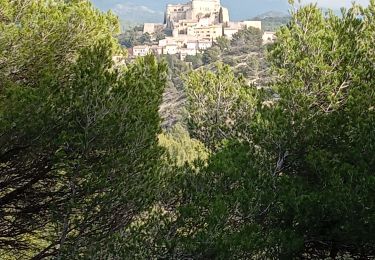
224,21,262,39
133,45,150,57
262,31,277,44
132,0,262,59
165,0,230,32
143,23,164,35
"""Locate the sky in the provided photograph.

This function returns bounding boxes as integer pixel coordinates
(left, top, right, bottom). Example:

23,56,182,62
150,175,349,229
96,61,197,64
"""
91,0,370,24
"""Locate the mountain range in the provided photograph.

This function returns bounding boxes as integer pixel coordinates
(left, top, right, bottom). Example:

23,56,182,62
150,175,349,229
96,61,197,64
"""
91,0,369,28
92,0,290,25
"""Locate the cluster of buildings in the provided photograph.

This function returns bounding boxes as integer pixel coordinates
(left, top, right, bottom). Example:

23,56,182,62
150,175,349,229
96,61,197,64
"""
131,0,276,60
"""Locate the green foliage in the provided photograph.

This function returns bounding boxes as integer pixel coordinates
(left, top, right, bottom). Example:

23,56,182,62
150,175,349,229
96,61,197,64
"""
155,30,167,42
199,27,268,86
0,0,167,258
202,46,221,65
185,64,258,150
253,4,375,256
2,0,375,259
162,26,266,132
158,55,192,129
117,25,145,48
231,26,263,51
185,54,203,69
130,2,375,259
159,124,209,167
164,2,375,259
139,32,152,44
215,36,231,51
118,26,164,48
58,48,166,259
1,40,167,258
0,0,120,88
118,29,141,48
254,16,291,31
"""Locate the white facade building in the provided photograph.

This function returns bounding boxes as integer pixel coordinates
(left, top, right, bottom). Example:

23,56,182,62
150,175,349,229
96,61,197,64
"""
133,45,150,57
223,28,238,39
132,0,262,59
163,44,179,55
198,39,212,50
262,31,277,44
180,48,198,60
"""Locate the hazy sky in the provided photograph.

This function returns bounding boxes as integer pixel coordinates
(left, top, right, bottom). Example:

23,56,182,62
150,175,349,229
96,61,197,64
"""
304,0,369,9
91,0,370,23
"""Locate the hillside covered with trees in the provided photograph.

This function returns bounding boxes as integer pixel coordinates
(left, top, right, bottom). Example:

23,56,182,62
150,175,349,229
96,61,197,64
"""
0,0,374,259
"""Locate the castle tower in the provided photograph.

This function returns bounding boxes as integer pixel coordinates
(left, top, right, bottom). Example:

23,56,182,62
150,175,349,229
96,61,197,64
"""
191,0,221,17
164,0,227,31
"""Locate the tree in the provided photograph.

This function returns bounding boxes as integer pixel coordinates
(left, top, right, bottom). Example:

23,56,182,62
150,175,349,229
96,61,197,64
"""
139,32,152,44
231,26,263,52
132,2,375,259
185,54,203,69
154,30,167,42
255,3,375,257
0,0,120,89
1,43,167,259
202,46,221,64
117,26,145,48
0,1,167,258
159,124,208,167
252,16,291,31
118,29,139,48
215,36,230,51
185,63,257,150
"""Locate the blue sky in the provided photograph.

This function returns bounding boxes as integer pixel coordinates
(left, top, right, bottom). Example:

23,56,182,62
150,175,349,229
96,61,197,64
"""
91,0,370,23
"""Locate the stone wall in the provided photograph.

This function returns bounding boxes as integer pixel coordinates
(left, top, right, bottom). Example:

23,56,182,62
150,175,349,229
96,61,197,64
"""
165,3,191,28
191,0,221,20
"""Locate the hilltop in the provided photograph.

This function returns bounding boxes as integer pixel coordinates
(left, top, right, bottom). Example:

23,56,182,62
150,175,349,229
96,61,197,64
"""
252,11,291,31
253,10,289,19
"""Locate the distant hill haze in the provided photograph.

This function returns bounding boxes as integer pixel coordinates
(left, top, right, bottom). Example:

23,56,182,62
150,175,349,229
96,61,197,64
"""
92,0,290,24
91,0,370,27
252,11,290,20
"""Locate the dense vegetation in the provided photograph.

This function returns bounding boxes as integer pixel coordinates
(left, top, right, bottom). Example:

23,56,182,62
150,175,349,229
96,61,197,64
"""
186,27,268,86
1,0,374,259
254,15,291,31
0,1,166,258
159,27,269,129
118,25,166,48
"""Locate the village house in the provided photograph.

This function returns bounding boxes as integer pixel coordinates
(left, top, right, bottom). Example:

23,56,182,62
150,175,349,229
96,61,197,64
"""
143,23,164,35
163,44,179,55
150,45,163,55
262,31,277,44
193,24,223,40
179,48,197,60
223,27,238,39
186,40,198,49
197,39,213,50
131,0,262,59
133,45,150,57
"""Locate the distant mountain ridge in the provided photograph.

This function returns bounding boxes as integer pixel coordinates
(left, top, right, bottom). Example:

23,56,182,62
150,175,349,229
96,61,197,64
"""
118,9,291,31
112,3,164,27
252,10,290,19
247,11,290,32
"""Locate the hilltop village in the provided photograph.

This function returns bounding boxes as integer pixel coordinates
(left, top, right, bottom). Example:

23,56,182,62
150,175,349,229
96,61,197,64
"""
131,0,276,60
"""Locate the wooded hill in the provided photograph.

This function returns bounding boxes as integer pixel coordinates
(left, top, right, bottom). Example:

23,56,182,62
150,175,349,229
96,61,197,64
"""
1,1,374,259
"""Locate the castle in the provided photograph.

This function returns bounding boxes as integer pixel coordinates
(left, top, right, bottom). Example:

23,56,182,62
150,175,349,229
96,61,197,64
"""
165,0,229,32
132,0,272,59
